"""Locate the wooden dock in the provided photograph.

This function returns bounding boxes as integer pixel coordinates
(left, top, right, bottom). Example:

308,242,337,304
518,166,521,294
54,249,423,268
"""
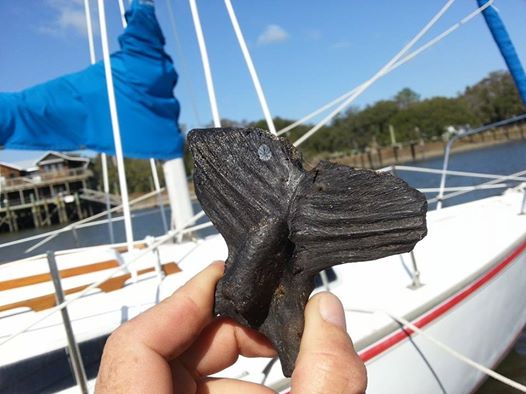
0,168,120,233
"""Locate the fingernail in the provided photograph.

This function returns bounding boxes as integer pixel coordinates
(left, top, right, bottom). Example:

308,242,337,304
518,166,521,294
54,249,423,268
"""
319,293,346,329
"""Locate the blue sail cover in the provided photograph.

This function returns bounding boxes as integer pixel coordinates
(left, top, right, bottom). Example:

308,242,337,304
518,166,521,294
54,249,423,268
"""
0,0,183,159
477,0,526,105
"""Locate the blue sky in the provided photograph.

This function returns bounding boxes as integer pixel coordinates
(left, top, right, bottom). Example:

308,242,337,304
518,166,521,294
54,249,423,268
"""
1,0,526,162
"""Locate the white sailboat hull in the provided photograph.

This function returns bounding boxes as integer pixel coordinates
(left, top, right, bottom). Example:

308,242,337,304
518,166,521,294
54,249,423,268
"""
363,240,526,394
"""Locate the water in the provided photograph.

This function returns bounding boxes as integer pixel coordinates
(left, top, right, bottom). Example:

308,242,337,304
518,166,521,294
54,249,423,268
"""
396,139,526,209
1,140,525,391
0,202,215,263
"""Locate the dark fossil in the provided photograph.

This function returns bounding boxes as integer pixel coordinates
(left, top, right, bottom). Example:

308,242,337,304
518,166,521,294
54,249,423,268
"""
188,127,427,377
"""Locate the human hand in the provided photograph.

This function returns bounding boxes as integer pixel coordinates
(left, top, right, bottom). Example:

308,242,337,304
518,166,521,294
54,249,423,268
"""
95,262,367,393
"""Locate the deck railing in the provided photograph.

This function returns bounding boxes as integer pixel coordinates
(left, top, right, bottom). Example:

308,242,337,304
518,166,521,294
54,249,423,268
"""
1,168,92,190
435,114,526,209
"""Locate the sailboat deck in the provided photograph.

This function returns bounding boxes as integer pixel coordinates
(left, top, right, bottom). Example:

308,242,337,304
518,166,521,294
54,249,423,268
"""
1,190,525,386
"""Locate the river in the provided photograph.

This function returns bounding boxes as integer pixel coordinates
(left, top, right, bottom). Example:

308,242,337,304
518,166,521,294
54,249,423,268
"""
1,139,525,392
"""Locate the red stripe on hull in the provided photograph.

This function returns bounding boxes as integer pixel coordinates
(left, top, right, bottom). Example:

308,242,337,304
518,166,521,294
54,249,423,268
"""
359,239,526,362
280,239,526,394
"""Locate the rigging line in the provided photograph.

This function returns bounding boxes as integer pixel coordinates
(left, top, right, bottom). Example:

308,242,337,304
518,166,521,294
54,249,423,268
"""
397,322,448,394
83,0,96,63
276,88,357,136
189,0,221,128
277,0,495,138
383,0,496,75
293,0,456,147
428,169,526,204
17,189,163,253
392,165,526,181
419,184,507,193
117,0,127,29
348,308,526,392
150,159,169,234
224,0,276,135
0,209,207,348
97,0,135,251
165,0,203,127
101,153,115,244
391,314,526,392
84,0,116,245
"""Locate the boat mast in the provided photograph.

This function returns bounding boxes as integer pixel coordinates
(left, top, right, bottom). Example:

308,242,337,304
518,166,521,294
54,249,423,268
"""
97,0,135,251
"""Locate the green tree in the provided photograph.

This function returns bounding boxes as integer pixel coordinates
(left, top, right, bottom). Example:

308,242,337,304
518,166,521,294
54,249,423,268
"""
394,88,420,109
391,97,476,141
461,71,524,124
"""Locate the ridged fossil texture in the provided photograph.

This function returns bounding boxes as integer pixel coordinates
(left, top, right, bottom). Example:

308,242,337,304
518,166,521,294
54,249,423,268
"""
188,127,427,377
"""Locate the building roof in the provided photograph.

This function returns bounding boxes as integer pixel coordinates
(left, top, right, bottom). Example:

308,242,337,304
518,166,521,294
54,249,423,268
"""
0,151,90,172
37,152,90,166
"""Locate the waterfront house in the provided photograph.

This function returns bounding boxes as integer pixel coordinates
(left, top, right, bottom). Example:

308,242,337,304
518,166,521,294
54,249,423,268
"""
0,152,92,231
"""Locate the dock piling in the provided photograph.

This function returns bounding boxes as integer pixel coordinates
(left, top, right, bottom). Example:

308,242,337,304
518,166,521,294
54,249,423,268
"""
30,194,41,228
74,193,84,220
43,200,51,226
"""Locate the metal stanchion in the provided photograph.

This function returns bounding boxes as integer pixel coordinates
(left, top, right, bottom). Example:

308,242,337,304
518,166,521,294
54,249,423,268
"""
47,251,89,394
409,250,423,289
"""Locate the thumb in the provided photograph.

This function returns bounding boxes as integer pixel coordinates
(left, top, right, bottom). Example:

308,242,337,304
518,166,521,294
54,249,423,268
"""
291,292,367,394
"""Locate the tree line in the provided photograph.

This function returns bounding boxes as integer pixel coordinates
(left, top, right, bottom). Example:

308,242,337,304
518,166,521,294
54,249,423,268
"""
90,70,524,194
251,70,524,157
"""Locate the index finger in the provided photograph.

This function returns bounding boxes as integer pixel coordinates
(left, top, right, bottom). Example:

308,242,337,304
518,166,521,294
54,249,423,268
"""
117,261,224,359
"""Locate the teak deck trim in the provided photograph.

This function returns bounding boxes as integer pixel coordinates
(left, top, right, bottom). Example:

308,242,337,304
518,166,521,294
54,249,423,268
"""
0,262,181,313
0,260,120,291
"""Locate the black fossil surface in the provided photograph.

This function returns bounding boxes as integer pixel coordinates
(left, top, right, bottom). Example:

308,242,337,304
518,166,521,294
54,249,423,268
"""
188,127,427,377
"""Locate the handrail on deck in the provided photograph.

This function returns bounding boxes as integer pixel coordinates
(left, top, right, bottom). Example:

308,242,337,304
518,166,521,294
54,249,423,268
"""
436,113,526,209
382,163,526,206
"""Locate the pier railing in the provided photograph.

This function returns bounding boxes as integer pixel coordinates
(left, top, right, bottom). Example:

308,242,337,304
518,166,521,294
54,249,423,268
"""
1,168,92,191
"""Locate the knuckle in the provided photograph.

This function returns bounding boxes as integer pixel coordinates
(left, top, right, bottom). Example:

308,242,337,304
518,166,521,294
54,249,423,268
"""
104,327,127,351
175,292,202,318
105,319,137,351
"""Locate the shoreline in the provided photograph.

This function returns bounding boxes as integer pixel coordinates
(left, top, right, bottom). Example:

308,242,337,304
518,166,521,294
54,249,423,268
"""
133,127,526,212
320,124,526,169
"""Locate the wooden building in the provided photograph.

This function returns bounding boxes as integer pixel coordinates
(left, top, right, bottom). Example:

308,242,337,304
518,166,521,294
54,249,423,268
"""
0,152,97,232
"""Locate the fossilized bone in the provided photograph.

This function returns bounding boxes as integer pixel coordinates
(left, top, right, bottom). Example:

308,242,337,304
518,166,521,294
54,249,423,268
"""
188,127,427,376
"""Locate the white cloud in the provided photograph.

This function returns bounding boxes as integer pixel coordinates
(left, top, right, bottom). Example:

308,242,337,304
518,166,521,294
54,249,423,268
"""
257,24,289,46
39,0,95,37
330,40,351,49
